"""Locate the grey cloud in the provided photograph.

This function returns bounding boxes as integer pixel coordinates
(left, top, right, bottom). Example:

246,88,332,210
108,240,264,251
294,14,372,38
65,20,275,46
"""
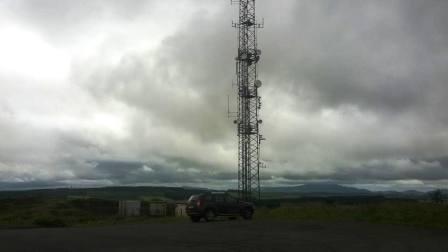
2,0,154,41
262,0,448,117
1,0,448,190
78,10,235,143
64,0,448,187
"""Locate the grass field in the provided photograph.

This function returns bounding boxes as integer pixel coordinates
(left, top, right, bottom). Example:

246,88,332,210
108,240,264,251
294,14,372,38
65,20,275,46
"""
0,197,447,229
0,198,187,228
256,201,448,229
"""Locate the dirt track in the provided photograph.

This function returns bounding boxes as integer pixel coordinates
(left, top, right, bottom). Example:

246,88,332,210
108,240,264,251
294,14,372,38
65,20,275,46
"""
1,220,447,251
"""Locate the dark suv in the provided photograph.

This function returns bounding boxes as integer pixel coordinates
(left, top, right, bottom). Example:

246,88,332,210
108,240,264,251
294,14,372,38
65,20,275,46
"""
186,192,255,222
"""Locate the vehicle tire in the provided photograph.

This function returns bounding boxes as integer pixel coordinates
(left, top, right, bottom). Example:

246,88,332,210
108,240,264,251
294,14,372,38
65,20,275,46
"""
190,216,201,223
204,209,216,222
242,208,253,220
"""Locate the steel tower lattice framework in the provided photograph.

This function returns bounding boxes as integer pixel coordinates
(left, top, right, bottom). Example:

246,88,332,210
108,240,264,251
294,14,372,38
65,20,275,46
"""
231,0,264,201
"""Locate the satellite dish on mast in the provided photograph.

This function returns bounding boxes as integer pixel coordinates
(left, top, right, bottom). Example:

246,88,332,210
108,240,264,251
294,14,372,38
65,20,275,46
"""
256,49,262,55
255,80,262,88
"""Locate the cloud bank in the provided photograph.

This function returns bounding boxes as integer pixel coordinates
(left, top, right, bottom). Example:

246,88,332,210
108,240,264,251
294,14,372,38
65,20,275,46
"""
0,0,447,191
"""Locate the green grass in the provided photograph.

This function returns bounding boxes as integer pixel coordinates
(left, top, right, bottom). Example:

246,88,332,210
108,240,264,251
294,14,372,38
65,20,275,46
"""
1,197,447,229
0,198,186,229
256,201,448,229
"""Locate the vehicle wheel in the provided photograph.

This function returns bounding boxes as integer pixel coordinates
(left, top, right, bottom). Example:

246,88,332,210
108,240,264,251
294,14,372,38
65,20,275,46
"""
190,216,201,223
242,208,253,220
204,209,216,222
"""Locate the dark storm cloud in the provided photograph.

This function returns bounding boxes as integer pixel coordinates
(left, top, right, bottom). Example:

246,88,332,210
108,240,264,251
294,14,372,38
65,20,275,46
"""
81,159,237,185
275,158,448,181
1,0,448,190
0,180,66,191
92,160,145,179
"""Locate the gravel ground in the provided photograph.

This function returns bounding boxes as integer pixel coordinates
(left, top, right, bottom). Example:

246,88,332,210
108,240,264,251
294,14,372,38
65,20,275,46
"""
1,219,447,252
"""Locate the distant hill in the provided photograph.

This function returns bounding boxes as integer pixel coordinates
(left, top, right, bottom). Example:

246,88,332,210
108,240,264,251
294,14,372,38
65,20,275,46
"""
0,184,445,201
263,183,372,196
381,190,426,199
263,184,448,200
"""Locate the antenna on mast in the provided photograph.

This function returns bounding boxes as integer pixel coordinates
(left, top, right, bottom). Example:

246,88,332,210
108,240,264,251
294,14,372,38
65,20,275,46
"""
229,0,265,201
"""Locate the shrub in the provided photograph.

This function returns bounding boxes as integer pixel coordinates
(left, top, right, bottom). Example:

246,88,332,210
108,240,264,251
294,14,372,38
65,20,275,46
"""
430,189,444,204
33,217,68,228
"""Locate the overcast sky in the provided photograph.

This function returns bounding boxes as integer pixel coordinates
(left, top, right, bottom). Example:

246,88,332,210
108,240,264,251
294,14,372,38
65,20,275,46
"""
0,0,447,191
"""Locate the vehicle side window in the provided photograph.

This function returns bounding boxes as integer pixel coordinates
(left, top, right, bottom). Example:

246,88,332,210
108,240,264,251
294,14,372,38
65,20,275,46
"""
213,195,225,202
204,195,212,201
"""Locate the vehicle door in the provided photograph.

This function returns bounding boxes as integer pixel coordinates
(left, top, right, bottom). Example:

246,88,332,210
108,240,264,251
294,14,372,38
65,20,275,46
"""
224,194,240,214
212,194,226,215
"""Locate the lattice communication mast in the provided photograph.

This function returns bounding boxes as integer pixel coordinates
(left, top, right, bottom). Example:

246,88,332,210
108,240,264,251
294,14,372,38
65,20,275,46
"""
230,0,264,201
